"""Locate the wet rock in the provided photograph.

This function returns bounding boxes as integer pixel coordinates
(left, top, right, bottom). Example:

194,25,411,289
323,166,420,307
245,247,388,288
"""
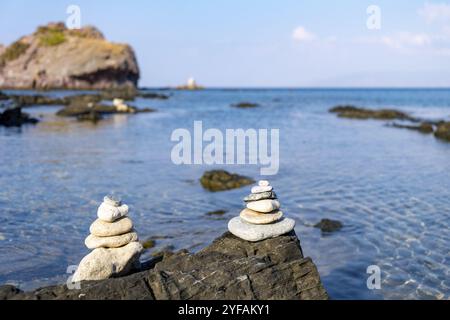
137,92,170,100
0,232,327,300
141,239,156,250
314,219,343,233
434,122,450,142
330,105,412,120
0,22,139,90
76,111,103,123
57,103,132,117
10,94,68,107
200,170,255,192
232,102,260,108
389,122,434,134
0,107,39,127
205,210,227,216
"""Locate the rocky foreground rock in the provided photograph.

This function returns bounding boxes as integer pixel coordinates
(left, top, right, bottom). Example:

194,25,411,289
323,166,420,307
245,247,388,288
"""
0,232,328,300
0,22,139,89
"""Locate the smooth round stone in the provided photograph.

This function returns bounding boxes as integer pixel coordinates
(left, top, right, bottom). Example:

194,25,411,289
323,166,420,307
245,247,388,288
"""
240,208,283,225
228,217,295,242
89,217,133,237
103,195,121,207
251,185,273,194
85,231,138,249
246,199,280,213
244,191,277,202
97,202,129,222
258,180,270,187
72,241,143,282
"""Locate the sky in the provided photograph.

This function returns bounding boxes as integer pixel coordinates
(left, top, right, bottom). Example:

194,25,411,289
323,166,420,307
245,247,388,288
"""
1,0,450,87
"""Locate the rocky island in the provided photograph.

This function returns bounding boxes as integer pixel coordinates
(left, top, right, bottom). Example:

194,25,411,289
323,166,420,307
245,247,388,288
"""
0,22,139,90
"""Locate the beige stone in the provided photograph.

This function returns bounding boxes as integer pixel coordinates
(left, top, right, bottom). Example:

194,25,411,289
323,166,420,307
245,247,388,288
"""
240,208,283,225
85,231,138,249
72,241,143,282
89,217,133,237
246,199,280,213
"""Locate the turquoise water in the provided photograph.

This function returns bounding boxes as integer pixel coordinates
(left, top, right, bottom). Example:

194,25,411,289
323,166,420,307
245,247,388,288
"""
0,88,449,299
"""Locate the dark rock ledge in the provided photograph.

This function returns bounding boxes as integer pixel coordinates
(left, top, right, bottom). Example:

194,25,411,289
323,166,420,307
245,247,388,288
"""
0,232,328,300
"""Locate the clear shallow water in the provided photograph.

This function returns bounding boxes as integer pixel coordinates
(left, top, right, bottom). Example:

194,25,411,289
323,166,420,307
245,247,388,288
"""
0,88,449,299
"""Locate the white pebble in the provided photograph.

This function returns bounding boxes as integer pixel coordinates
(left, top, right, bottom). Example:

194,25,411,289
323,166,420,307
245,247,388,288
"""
258,180,270,187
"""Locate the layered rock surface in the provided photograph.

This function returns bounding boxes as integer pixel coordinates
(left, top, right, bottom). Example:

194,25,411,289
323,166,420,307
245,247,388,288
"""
1,232,328,300
0,22,139,89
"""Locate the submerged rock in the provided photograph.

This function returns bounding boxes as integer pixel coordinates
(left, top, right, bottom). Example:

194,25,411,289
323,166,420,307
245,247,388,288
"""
0,107,39,127
314,219,343,233
434,122,450,142
330,105,412,120
1,232,327,300
232,102,260,108
0,22,139,90
200,170,254,192
137,92,170,100
76,111,103,123
389,122,434,134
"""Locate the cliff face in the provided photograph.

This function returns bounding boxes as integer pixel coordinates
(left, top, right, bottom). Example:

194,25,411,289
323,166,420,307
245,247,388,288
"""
0,23,139,90
0,232,328,300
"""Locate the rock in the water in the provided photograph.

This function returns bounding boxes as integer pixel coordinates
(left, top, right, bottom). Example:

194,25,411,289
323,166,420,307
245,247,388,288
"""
435,122,450,142
200,170,254,192
72,241,143,282
251,185,273,194
240,208,283,225
389,122,434,134
0,23,139,90
1,232,327,300
314,219,343,233
228,217,295,242
89,217,133,237
85,231,138,249
231,102,260,108
244,191,277,202
97,202,129,222
330,105,412,120
246,199,280,213
76,111,103,123
0,107,39,127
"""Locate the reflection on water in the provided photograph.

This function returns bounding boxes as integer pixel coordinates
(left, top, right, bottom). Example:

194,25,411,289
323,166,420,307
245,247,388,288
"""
0,89,449,299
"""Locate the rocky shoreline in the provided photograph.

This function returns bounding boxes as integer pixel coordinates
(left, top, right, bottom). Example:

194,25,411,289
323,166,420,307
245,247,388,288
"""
0,231,328,300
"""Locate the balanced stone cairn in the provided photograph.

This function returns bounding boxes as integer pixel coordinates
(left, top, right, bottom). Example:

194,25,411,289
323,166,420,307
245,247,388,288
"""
228,180,296,242
72,196,143,282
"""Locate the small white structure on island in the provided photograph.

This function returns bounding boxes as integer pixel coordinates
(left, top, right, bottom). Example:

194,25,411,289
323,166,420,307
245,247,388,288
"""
113,98,132,113
187,77,197,90
72,196,143,282
228,180,296,242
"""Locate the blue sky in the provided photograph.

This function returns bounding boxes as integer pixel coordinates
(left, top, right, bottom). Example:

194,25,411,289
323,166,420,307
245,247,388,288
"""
1,0,450,87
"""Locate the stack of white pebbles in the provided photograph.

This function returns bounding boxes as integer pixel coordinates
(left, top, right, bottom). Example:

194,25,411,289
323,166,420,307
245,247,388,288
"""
228,181,296,242
72,196,143,282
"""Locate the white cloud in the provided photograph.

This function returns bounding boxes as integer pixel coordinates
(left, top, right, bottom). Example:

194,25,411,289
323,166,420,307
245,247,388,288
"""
381,32,432,49
418,2,450,24
292,26,316,42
